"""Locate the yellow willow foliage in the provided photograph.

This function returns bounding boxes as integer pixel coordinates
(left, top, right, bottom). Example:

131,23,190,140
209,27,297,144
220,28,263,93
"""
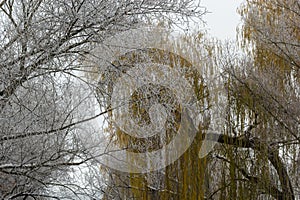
215,87,273,199
81,23,221,199
239,0,299,40
238,0,300,74
102,47,209,200
236,0,298,128
222,1,300,199
237,0,299,126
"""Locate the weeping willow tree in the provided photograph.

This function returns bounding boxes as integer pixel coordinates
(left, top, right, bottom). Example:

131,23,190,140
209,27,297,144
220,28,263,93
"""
86,0,299,198
103,48,208,200
206,0,300,199
84,26,225,199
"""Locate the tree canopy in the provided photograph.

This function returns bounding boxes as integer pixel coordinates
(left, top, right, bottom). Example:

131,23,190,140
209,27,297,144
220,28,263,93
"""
0,0,299,199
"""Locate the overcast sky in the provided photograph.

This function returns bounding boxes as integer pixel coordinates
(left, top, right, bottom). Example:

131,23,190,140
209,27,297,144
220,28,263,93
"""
201,0,244,40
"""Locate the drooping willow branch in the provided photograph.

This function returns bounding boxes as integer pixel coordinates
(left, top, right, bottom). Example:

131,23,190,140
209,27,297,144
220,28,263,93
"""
201,131,295,200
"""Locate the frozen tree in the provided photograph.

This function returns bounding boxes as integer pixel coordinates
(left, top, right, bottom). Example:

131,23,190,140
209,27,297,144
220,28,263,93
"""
0,0,206,199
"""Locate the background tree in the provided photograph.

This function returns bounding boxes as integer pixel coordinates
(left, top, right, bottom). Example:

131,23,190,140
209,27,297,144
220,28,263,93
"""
206,0,300,199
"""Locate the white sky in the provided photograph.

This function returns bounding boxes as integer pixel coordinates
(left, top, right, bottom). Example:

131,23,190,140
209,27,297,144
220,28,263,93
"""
200,0,244,40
